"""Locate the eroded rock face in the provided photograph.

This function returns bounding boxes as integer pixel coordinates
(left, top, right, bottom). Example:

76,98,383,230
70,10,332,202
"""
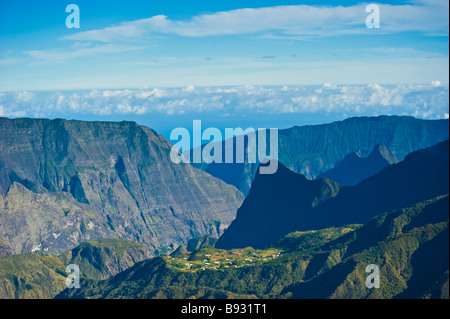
0,118,244,255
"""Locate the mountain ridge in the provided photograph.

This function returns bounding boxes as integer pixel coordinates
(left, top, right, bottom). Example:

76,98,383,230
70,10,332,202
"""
317,144,398,186
0,117,244,255
195,115,449,194
216,139,449,249
215,161,342,249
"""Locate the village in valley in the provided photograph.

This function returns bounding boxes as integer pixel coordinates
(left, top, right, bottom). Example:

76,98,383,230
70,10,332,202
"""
164,246,283,272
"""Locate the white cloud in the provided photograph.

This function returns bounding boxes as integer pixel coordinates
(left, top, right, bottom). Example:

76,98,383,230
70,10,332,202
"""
183,85,195,92
62,2,448,43
102,89,132,98
323,83,337,89
62,17,162,43
16,91,34,102
0,104,26,117
25,44,146,63
135,89,166,99
0,58,22,66
432,80,442,86
0,84,447,120
368,83,383,91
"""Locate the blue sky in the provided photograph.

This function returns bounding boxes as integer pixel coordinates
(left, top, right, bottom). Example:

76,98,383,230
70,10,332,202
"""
0,0,448,90
0,1,448,141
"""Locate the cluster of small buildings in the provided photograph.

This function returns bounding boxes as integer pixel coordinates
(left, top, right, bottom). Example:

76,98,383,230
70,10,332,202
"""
166,249,283,272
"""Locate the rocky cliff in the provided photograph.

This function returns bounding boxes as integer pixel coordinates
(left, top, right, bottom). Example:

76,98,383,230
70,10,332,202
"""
0,118,244,255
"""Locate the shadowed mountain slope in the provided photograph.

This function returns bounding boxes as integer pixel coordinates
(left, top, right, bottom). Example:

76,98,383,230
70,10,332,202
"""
216,140,449,249
215,162,342,249
317,144,398,186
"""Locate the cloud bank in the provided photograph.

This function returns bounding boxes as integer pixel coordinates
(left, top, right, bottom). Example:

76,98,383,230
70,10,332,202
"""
1,84,448,120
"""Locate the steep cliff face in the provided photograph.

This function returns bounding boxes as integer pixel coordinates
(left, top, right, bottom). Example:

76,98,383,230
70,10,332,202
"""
0,118,244,254
197,116,449,195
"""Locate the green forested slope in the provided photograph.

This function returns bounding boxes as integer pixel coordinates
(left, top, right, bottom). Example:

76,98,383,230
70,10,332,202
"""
0,238,150,299
57,195,449,299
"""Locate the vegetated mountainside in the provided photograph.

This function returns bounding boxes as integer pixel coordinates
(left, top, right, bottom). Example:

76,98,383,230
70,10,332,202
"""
58,238,151,279
56,195,449,299
0,237,11,255
317,144,398,186
194,116,449,195
55,226,356,300
283,195,449,299
170,236,218,256
0,253,66,299
0,238,150,299
216,140,449,249
0,118,244,255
